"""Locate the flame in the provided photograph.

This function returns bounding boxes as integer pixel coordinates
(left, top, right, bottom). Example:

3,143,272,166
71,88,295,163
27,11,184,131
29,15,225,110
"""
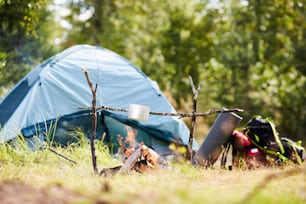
125,126,138,147
117,125,139,157
116,126,167,173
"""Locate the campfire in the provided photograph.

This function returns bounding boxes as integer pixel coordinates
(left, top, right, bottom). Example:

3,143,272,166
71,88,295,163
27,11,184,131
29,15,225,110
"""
100,125,168,177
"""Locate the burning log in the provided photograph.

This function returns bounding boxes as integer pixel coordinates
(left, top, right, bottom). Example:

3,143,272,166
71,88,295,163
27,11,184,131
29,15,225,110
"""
100,144,168,177
136,145,169,172
119,145,143,174
117,126,168,173
120,144,168,174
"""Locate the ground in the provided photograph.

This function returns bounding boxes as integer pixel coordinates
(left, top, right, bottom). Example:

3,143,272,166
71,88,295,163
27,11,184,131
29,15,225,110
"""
0,181,109,204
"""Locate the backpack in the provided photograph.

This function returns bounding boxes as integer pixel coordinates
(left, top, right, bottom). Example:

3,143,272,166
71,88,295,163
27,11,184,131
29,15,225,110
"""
221,116,305,169
244,116,305,164
244,116,284,153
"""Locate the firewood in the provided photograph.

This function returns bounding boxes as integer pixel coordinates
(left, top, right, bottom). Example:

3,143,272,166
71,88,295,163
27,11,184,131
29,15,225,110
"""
99,165,122,177
99,144,169,176
119,146,143,174
141,145,168,168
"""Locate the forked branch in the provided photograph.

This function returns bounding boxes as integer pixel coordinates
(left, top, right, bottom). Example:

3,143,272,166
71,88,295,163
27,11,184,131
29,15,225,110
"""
83,67,98,174
188,76,201,161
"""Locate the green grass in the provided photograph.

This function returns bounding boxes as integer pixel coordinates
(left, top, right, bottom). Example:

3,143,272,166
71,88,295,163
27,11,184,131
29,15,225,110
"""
0,140,305,204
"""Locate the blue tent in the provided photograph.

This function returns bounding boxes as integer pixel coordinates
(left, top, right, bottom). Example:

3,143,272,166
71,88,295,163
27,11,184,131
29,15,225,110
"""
0,45,198,155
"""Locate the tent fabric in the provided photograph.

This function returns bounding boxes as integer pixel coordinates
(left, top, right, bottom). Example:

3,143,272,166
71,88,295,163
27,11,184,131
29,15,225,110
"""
0,44,198,154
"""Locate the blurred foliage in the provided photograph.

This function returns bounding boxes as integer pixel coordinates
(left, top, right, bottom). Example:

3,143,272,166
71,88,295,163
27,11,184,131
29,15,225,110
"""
0,0,305,142
0,0,61,93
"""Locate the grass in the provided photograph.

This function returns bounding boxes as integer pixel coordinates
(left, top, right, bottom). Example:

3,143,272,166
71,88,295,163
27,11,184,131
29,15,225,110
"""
0,140,305,204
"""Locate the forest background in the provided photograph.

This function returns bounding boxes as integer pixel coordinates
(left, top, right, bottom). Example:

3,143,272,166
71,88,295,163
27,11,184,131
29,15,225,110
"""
0,0,305,144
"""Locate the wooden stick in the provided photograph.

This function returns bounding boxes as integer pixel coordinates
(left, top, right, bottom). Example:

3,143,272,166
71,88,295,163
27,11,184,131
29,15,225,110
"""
119,146,143,174
82,105,243,118
82,67,99,174
188,76,201,161
45,147,77,165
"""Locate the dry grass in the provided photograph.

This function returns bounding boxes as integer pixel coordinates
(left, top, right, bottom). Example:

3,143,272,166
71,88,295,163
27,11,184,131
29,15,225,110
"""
0,143,305,204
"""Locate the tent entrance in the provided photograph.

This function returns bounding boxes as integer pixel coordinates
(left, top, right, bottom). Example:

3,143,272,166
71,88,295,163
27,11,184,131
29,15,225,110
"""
22,111,172,155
